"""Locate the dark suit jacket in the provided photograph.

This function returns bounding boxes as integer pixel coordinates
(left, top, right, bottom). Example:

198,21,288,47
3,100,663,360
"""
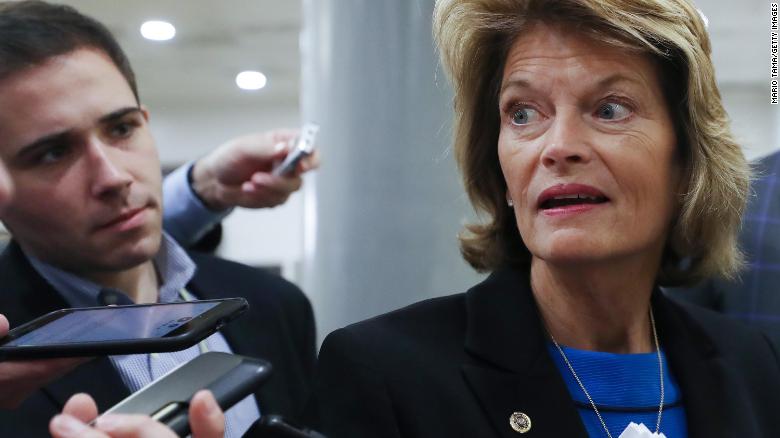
311,268,780,438
670,150,780,349
0,242,316,437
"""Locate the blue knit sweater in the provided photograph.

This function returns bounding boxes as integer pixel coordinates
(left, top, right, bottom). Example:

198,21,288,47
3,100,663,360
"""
547,343,687,437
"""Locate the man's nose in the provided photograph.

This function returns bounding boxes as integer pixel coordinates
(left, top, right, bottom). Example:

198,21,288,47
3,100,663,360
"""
87,140,132,198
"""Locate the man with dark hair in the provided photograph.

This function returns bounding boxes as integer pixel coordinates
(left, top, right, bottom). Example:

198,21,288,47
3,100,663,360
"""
0,0,139,100
0,1,315,436
0,167,227,437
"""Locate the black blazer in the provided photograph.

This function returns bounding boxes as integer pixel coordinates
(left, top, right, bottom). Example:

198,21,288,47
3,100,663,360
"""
311,268,780,438
0,242,316,437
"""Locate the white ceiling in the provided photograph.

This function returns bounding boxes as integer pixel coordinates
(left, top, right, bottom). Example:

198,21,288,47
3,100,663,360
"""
55,0,302,108
687,0,767,86
45,0,767,108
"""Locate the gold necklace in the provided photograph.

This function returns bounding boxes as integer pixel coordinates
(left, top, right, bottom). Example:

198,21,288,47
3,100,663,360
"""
549,307,664,438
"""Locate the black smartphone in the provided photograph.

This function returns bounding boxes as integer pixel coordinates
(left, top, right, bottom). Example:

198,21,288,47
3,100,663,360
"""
99,352,272,437
0,298,248,359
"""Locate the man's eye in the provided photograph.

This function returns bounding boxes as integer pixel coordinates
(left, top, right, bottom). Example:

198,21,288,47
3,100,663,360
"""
510,107,540,125
595,102,631,121
37,145,69,164
110,122,136,138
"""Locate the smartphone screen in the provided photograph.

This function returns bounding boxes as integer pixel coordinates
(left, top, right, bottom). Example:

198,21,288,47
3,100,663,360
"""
4,301,220,347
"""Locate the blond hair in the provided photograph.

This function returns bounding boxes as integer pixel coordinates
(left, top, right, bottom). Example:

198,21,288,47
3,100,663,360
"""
433,0,749,286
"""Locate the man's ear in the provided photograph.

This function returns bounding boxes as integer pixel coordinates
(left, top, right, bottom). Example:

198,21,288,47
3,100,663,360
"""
140,105,151,122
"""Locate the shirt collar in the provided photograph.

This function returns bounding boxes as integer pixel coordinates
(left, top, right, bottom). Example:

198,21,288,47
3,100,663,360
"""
25,232,196,307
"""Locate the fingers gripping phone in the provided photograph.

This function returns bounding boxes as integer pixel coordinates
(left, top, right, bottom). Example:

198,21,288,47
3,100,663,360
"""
271,123,319,176
0,298,248,359
100,352,272,437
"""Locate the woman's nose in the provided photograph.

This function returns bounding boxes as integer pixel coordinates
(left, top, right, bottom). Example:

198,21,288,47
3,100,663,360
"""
539,114,593,171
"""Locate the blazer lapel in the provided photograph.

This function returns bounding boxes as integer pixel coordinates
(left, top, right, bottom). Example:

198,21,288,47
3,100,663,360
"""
457,267,760,438
461,268,588,438
185,271,275,410
0,242,70,326
462,364,587,438
655,294,760,438
184,273,262,358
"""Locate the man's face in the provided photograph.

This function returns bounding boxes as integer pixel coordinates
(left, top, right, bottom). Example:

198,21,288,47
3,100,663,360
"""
0,48,163,275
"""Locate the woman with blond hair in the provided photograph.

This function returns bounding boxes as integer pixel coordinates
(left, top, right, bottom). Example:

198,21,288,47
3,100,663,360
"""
311,0,780,436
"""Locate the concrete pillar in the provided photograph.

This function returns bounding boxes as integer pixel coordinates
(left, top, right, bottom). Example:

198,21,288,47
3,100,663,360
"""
300,0,484,341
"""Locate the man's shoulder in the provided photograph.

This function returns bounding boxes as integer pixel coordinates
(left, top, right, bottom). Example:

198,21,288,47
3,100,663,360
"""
186,251,311,314
187,251,294,285
0,240,29,277
187,253,316,419
750,150,780,202
0,241,67,325
754,149,780,175
669,296,778,360
188,251,298,290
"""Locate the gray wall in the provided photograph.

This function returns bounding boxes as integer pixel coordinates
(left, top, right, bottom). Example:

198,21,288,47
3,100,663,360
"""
300,0,484,341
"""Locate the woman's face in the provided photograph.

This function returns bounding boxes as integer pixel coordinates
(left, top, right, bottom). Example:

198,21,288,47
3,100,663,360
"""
498,23,680,267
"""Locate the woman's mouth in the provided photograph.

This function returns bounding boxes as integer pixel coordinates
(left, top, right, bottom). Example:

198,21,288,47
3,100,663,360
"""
537,184,610,216
539,194,609,210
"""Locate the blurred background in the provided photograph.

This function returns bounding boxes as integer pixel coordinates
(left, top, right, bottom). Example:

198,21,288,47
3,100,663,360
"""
51,0,777,342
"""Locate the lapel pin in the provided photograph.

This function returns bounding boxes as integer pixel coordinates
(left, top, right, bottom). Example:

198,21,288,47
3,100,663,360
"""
509,412,531,433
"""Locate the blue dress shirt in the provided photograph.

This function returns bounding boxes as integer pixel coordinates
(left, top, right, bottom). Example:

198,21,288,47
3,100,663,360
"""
162,162,232,248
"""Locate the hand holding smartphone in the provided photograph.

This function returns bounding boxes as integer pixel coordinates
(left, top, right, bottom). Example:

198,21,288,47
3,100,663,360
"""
99,352,272,437
0,298,247,359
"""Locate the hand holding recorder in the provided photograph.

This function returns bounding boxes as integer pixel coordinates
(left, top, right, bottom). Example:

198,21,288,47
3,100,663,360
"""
190,125,320,211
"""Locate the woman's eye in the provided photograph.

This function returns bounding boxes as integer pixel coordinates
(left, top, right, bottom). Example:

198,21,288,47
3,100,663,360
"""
510,107,540,125
596,102,631,121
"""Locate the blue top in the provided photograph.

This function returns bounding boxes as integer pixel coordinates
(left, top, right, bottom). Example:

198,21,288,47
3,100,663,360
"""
546,343,687,437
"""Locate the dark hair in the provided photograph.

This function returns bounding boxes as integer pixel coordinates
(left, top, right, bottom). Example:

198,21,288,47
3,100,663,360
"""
0,0,140,103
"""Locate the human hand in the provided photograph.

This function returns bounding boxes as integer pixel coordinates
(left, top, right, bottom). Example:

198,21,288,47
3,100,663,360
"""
0,314,86,409
190,129,319,211
49,390,225,438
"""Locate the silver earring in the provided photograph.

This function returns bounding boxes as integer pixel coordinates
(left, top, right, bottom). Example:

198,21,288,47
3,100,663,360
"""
507,198,514,207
